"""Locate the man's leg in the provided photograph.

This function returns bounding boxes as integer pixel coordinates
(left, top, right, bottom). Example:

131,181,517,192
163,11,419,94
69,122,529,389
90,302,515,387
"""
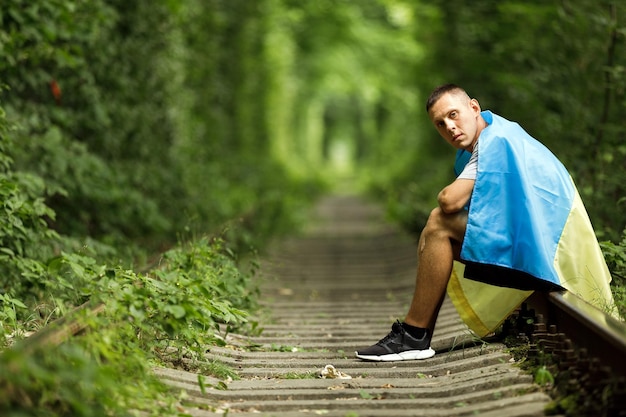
355,207,467,361
404,207,468,333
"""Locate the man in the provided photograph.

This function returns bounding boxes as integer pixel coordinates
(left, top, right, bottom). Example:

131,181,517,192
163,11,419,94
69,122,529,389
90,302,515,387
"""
356,84,614,362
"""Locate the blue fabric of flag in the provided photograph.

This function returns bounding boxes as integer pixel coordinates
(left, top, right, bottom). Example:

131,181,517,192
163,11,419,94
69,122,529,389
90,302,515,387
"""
459,111,574,289
447,111,614,336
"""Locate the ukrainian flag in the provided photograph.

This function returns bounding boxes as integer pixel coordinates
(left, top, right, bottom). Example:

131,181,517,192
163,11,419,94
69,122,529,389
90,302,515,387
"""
447,111,615,337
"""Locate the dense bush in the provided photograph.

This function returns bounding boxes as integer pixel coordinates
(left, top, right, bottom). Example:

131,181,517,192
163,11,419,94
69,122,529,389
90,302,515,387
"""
1,237,255,416
0,100,263,415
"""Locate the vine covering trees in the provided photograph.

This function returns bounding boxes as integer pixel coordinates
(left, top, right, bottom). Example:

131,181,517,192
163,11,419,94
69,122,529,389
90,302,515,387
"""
0,0,625,414
2,0,623,245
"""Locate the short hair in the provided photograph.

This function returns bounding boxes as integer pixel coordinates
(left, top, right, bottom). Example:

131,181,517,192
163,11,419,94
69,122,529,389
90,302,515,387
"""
425,84,469,112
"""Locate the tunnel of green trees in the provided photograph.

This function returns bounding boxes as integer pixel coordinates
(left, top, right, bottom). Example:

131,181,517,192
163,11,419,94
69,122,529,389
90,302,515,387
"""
3,0,626,244
1,1,626,414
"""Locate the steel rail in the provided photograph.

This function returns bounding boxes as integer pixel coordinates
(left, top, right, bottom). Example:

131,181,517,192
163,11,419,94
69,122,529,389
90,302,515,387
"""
12,299,105,354
525,290,626,375
510,290,626,415
552,291,626,373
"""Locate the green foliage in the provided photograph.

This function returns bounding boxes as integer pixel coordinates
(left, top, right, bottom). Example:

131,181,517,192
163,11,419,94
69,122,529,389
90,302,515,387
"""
0,109,57,262
601,228,626,317
534,365,555,386
407,0,626,240
0,344,137,417
1,326,186,416
13,126,171,241
281,371,317,380
1,0,321,252
359,389,374,400
107,238,254,356
0,237,257,416
368,1,626,308
1,0,172,248
0,1,324,413
602,229,626,279
197,361,239,382
545,394,580,416
275,0,428,179
0,104,71,339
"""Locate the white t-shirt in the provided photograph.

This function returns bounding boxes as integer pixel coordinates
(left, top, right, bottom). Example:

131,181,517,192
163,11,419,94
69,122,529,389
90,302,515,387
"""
457,144,478,180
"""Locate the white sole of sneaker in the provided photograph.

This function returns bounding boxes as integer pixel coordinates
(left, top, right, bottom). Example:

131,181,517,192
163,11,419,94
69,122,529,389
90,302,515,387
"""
355,347,435,362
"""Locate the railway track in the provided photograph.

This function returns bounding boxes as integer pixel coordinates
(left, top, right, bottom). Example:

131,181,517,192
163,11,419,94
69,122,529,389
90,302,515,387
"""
155,194,626,416
11,194,626,416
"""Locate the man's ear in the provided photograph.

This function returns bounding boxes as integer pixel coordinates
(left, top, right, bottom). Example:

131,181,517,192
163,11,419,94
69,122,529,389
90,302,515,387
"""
470,98,481,113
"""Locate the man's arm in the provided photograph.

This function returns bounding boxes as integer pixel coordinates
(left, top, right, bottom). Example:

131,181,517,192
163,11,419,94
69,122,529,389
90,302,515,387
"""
437,179,474,214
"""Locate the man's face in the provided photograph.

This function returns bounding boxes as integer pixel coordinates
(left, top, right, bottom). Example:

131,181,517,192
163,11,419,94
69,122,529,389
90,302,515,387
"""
428,92,483,152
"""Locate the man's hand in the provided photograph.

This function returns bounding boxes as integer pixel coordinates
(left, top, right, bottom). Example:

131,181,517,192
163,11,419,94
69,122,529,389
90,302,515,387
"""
437,179,475,214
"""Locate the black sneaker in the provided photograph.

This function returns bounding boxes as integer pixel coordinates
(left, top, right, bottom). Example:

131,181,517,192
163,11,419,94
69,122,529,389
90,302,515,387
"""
355,320,435,361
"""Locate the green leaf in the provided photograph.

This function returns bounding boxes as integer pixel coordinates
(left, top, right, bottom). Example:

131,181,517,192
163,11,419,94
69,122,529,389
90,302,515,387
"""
359,389,373,399
534,366,554,386
129,304,145,321
0,247,15,256
197,374,206,395
164,304,186,319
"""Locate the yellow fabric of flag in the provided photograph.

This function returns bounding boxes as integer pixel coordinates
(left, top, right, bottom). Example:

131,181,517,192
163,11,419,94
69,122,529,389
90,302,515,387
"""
447,262,532,337
447,185,615,338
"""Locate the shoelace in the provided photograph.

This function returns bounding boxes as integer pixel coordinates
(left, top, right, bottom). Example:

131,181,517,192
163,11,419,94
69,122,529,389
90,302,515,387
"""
376,320,404,346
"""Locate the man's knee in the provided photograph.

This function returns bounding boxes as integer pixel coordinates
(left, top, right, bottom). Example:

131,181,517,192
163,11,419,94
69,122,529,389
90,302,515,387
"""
424,206,467,239
425,207,446,229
